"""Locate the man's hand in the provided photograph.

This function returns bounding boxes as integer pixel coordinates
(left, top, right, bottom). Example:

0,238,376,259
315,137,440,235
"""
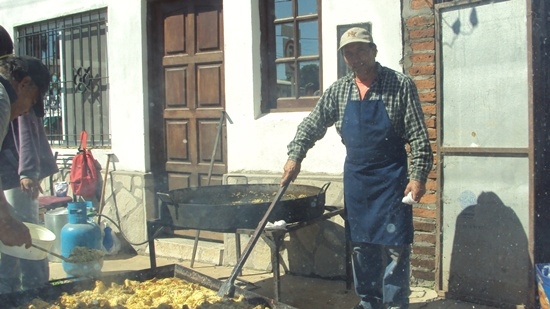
0,215,32,248
404,180,426,203
20,177,42,199
281,159,301,186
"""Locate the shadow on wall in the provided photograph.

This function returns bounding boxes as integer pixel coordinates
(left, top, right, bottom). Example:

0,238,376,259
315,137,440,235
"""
286,220,346,279
448,191,531,307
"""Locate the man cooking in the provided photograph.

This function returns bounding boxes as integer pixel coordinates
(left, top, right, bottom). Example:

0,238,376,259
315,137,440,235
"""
280,27,433,309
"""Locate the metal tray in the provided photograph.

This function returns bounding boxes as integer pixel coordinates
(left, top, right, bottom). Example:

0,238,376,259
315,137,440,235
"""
0,264,296,309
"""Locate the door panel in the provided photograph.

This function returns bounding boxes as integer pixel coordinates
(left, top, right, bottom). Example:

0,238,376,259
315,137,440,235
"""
197,9,220,51
165,68,187,107
197,64,222,105
164,14,186,54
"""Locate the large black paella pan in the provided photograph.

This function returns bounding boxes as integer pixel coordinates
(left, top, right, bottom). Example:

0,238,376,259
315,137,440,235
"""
157,183,330,232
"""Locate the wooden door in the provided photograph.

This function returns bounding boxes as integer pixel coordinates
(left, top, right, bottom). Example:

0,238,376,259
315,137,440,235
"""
149,0,226,193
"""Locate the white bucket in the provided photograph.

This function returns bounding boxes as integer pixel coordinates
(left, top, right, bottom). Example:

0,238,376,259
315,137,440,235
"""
0,222,56,260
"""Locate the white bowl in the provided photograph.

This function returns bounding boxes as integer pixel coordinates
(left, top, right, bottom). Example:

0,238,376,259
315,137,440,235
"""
0,222,56,260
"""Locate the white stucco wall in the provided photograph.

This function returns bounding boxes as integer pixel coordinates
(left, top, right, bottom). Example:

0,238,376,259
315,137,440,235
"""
0,0,149,173
224,0,403,176
1,0,403,176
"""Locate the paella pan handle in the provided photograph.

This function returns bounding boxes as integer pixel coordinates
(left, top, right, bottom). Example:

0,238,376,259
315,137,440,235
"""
157,192,178,220
312,182,330,208
157,192,175,204
317,182,331,198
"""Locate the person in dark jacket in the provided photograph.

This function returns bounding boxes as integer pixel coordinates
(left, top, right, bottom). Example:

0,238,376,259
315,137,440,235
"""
0,107,58,292
0,53,42,250
0,26,54,292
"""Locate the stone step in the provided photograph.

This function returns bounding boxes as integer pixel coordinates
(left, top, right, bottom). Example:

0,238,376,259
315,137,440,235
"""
149,237,225,266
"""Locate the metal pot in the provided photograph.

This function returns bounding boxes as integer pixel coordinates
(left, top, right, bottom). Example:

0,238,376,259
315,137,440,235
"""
44,207,69,262
157,183,330,232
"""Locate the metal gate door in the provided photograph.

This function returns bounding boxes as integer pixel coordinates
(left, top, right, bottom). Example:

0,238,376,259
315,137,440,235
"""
436,0,532,307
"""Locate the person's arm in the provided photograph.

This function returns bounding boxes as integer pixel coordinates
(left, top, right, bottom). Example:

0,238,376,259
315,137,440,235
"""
20,177,41,199
281,159,301,186
402,78,433,201
0,83,10,143
404,180,426,203
17,111,42,199
0,82,32,248
286,102,334,162
287,85,341,161
282,87,339,185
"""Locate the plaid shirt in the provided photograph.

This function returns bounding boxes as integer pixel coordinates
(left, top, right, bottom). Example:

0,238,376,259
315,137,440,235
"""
287,63,433,182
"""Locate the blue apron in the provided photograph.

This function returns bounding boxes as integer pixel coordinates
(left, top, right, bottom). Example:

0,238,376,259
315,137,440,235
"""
341,87,412,245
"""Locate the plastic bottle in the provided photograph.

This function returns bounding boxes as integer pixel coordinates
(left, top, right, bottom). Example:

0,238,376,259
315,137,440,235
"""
61,202,103,277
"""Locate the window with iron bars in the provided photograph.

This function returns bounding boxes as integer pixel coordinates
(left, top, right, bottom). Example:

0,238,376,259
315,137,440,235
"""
15,9,110,148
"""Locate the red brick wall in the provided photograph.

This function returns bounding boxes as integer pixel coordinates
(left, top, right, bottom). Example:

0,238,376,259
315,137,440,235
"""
402,1,438,286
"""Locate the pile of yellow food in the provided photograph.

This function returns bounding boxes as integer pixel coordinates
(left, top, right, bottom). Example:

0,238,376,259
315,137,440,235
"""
19,277,268,309
66,246,105,263
230,192,309,204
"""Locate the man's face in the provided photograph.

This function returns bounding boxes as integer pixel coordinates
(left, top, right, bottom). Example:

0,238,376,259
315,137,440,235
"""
342,42,377,74
10,76,39,121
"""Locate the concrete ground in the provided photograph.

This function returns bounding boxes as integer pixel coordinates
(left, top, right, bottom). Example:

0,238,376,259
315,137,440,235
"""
48,253,498,309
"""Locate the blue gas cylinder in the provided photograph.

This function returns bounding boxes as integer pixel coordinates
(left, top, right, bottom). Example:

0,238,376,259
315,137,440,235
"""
61,202,103,277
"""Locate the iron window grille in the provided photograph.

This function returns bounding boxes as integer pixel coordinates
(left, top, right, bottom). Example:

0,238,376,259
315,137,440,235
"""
15,9,110,148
